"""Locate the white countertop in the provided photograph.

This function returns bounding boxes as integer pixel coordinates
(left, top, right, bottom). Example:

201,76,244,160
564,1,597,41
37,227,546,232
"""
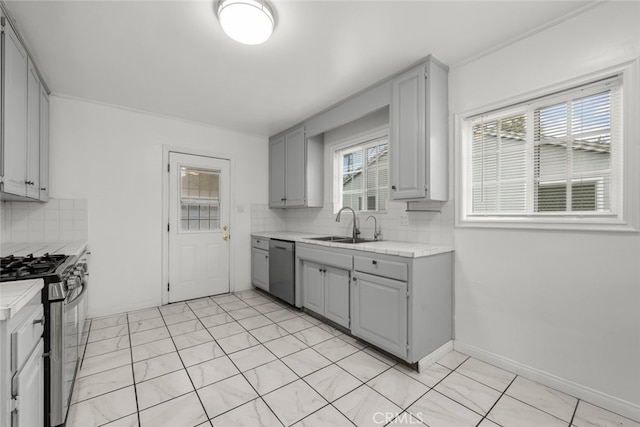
0,279,43,321
252,231,453,258
1,241,88,258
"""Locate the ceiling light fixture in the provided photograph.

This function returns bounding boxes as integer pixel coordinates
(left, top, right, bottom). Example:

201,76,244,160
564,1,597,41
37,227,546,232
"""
216,0,276,45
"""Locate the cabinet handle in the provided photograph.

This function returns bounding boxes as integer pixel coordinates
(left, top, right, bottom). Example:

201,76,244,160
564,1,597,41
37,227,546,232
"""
391,185,397,190
33,317,45,325
352,277,357,281
265,255,268,259
40,187,46,191
25,180,34,186
372,260,378,265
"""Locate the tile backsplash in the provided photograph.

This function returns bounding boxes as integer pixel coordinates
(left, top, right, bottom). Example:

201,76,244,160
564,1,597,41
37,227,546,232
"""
1,198,88,243
251,200,454,246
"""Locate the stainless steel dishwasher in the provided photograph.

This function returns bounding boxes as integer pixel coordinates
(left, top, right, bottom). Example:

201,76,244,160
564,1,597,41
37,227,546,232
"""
269,239,295,305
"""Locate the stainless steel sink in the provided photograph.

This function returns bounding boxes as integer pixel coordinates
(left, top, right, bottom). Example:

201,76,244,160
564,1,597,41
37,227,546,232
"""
308,236,376,244
308,235,351,242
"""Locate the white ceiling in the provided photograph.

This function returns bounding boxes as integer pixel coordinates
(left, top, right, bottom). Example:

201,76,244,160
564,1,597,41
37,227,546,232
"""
4,0,595,136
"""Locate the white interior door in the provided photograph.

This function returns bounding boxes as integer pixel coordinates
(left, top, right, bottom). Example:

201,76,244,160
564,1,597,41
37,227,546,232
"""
168,152,230,302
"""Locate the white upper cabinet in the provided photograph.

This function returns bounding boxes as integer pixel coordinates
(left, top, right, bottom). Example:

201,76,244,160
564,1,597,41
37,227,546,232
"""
1,18,28,197
1,17,50,201
269,126,323,209
26,58,40,199
390,57,449,202
39,85,50,201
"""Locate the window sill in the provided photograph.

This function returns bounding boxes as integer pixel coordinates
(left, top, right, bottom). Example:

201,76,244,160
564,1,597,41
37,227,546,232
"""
456,216,638,233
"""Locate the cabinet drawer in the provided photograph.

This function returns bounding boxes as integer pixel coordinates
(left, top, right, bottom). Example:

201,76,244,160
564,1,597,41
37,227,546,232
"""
252,237,270,251
297,245,352,270
354,255,407,281
11,304,44,371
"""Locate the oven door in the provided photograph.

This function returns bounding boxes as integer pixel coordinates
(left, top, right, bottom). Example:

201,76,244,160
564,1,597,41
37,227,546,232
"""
50,283,86,427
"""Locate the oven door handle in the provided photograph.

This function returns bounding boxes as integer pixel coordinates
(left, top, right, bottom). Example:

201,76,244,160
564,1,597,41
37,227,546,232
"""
64,284,87,311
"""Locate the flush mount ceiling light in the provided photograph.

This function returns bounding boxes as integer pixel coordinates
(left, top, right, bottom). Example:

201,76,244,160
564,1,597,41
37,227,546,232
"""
216,0,276,45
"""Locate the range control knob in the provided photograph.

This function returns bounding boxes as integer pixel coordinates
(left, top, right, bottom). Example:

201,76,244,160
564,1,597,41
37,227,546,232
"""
77,261,88,273
67,276,80,290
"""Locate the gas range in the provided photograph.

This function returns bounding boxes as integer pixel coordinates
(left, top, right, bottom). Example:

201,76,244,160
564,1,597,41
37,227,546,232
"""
0,253,70,282
0,246,89,427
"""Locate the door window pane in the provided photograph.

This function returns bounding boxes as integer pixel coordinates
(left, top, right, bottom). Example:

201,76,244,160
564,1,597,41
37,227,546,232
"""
180,167,221,231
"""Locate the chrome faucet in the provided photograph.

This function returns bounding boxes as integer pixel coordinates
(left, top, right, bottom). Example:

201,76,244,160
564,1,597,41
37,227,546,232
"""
335,207,360,241
366,215,382,241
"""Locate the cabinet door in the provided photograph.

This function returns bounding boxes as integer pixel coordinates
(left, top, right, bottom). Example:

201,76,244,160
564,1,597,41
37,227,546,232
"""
390,65,426,200
26,59,40,199
301,261,324,315
12,339,44,427
251,247,269,291
351,271,407,358
39,86,50,201
324,266,350,328
2,22,28,197
269,135,286,207
284,127,305,207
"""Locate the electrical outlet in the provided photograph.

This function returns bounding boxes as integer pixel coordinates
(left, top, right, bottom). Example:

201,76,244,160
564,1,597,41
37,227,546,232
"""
399,213,409,226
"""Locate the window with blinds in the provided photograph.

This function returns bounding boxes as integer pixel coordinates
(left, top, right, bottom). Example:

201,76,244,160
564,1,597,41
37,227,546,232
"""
336,137,389,212
464,76,622,219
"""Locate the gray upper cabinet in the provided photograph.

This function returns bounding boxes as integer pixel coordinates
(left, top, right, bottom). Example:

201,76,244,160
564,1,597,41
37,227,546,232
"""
390,57,449,202
283,126,305,206
269,126,323,208
1,18,28,197
269,134,286,207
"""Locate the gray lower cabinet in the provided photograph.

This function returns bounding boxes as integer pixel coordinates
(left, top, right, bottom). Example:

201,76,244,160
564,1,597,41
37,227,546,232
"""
301,260,350,329
251,237,269,291
251,248,269,291
324,266,350,327
301,261,325,314
297,242,452,363
1,293,44,427
351,271,407,358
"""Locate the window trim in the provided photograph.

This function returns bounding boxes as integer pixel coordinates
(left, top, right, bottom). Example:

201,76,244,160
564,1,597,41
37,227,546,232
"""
331,127,390,214
455,60,640,232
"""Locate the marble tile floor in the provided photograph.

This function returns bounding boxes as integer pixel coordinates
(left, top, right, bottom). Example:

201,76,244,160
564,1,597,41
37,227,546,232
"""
67,289,639,427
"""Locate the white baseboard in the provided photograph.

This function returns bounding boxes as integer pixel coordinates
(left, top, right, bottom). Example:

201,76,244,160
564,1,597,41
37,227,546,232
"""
454,341,640,423
417,340,454,372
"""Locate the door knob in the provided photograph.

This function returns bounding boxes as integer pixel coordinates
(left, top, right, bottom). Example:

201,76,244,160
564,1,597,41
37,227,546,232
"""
223,234,229,241
223,225,228,231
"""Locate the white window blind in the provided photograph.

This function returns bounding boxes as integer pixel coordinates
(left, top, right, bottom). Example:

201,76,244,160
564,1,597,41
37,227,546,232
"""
336,137,389,212
465,76,622,218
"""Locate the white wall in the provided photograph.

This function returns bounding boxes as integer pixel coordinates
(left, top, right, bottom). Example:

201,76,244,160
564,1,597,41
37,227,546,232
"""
50,96,268,318
451,1,640,417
